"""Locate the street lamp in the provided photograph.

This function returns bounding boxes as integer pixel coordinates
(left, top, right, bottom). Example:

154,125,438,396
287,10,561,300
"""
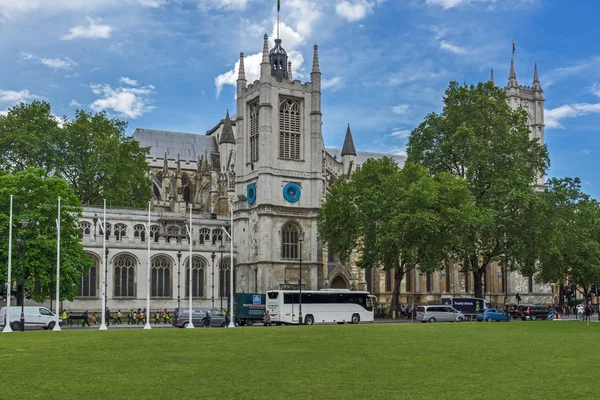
177,250,181,313
219,243,225,309
503,233,509,323
93,199,109,330
211,252,216,308
19,218,29,332
298,231,305,325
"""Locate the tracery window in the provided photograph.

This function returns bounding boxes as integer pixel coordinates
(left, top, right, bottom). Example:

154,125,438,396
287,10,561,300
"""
79,221,91,235
249,100,259,162
281,222,300,259
100,223,111,240
199,228,210,245
150,225,160,243
166,225,180,243
212,229,223,245
219,258,236,298
151,256,172,297
114,223,127,241
78,255,98,298
279,98,301,160
134,224,146,242
114,254,136,297
185,257,206,298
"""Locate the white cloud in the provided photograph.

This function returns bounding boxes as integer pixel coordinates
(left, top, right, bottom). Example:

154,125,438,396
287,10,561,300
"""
21,52,78,70
120,77,139,86
335,0,375,22
69,99,82,107
389,146,407,156
322,77,344,90
545,103,600,129
439,40,467,54
196,0,248,11
0,0,165,17
89,82,156,119
425,0,496,9
0,89,42,105
386,129,411,138
591,83,600,98
62,17,112,41
392,104,409,114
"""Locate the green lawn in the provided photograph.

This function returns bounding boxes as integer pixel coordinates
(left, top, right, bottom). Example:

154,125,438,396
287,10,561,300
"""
0,321,598,399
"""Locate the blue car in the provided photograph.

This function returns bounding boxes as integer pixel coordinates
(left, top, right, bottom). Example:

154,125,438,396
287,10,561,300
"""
476,308,511,322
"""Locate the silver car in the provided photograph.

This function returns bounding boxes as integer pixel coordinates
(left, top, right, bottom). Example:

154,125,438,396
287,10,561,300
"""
174,308,227,328
416,305,465,323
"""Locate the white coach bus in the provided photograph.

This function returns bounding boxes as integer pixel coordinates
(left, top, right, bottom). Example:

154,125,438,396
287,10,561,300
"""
266,289,376,325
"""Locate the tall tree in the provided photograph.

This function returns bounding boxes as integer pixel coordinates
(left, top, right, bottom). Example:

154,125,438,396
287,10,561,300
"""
0,102,152,208
534,178,600,299
0,168,93,303
318,158,473,313
407,81,549,298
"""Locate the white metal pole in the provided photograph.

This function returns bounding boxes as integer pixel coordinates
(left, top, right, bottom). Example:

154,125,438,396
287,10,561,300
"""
3,195,13,333
100,199,107,330
53,197,61,331
186,204,194,329
144,201,151,330
228,204,235,328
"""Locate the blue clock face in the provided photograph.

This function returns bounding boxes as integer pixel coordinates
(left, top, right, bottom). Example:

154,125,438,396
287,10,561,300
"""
283,183,301,203
247,184,256,205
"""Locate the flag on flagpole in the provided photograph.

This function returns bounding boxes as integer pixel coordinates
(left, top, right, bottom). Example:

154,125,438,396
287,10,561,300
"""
512,40,515,55
277,0,280,12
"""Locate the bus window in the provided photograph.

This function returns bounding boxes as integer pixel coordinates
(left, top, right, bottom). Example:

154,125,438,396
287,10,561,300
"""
267,292,279,300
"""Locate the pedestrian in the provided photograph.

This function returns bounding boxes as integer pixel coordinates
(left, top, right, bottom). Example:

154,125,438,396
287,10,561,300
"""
127,310,134,325
82,310,91,327
161,309,168,325
585,304,591,325
201,311,211,328
136,308,142,325
106,307,111,326
61,310,67,326
154,312,160,324
221,308,230,326
115,310,122,325
143,308,147,324
263,310,272,327
91,312,98,325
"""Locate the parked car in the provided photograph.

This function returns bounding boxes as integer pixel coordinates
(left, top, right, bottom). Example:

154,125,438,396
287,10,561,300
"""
173,308,227,328
476,308,510,322
416,305,465,323
0,306,61,330
520,305,552,321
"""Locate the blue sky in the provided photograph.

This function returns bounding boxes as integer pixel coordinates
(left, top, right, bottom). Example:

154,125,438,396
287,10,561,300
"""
1,0,599,198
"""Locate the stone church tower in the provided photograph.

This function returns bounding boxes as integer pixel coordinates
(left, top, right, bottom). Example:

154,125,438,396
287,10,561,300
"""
233,34,324,293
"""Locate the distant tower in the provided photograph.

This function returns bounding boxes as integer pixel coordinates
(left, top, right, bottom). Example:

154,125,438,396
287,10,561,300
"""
341,124,357,175
504,55,545,187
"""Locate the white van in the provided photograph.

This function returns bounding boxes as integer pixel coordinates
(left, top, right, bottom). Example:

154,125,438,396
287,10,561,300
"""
0,306,59,330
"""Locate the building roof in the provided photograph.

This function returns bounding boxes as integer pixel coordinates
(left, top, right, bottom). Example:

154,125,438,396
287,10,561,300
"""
341,124,357,156
326,148,406,168
219,110,236,144
133,128,217,162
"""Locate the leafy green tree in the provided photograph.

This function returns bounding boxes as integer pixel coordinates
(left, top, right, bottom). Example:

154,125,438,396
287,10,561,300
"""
318,158,473,313
407,81,549,299
534,178,600,299
0,168,93,303
0,102,152,208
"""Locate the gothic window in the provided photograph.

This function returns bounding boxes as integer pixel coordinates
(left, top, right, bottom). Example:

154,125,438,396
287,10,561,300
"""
100,223,111,240
365,267,372,293
133,224,146,242
79,221,91,235
445,265,451,293
114,254,136,297
219,258,236,298
406,268,412,292
114,223,127,241
426,272,432,292
150,225,160,243
199,228,210,245
528,276,533,293
153,184,161,200
77,255,98,298
281,222,300,259
185,257,206,298
465,270,470,293
498,269,504,293
212,229,223,245
151,256,172,297
166,225,180,243
385,269,392,292
249,100,259,162
279,98,301,160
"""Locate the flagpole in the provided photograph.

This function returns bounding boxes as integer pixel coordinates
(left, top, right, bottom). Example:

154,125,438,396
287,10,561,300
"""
2,195,13,333
53,197,61,331
100,199,108,330
144,201,152,329
186,204,194,329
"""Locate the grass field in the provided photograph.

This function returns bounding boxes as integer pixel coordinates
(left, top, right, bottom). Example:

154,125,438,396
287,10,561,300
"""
0,321,598,399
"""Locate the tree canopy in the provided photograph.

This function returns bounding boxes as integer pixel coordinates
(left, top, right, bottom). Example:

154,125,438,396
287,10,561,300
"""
318,158,474,311
407,81,549,298
0,168,93,303
0,101,152,208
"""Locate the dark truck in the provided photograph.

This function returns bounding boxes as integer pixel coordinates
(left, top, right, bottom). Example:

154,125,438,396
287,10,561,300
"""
235,293,266,326
441,298,492,320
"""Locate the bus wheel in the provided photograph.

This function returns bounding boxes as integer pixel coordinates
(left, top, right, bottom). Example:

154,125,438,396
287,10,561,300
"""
351,314,360,324
304,315,314,325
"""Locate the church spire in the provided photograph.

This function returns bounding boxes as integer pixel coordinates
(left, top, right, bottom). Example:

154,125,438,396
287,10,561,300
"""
219,109,236,145
312,44,320,74
490,68,495,84
238,52,246,81
508,56,517,87
262,34,269,64
341,124,357,156
533,63,539,83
